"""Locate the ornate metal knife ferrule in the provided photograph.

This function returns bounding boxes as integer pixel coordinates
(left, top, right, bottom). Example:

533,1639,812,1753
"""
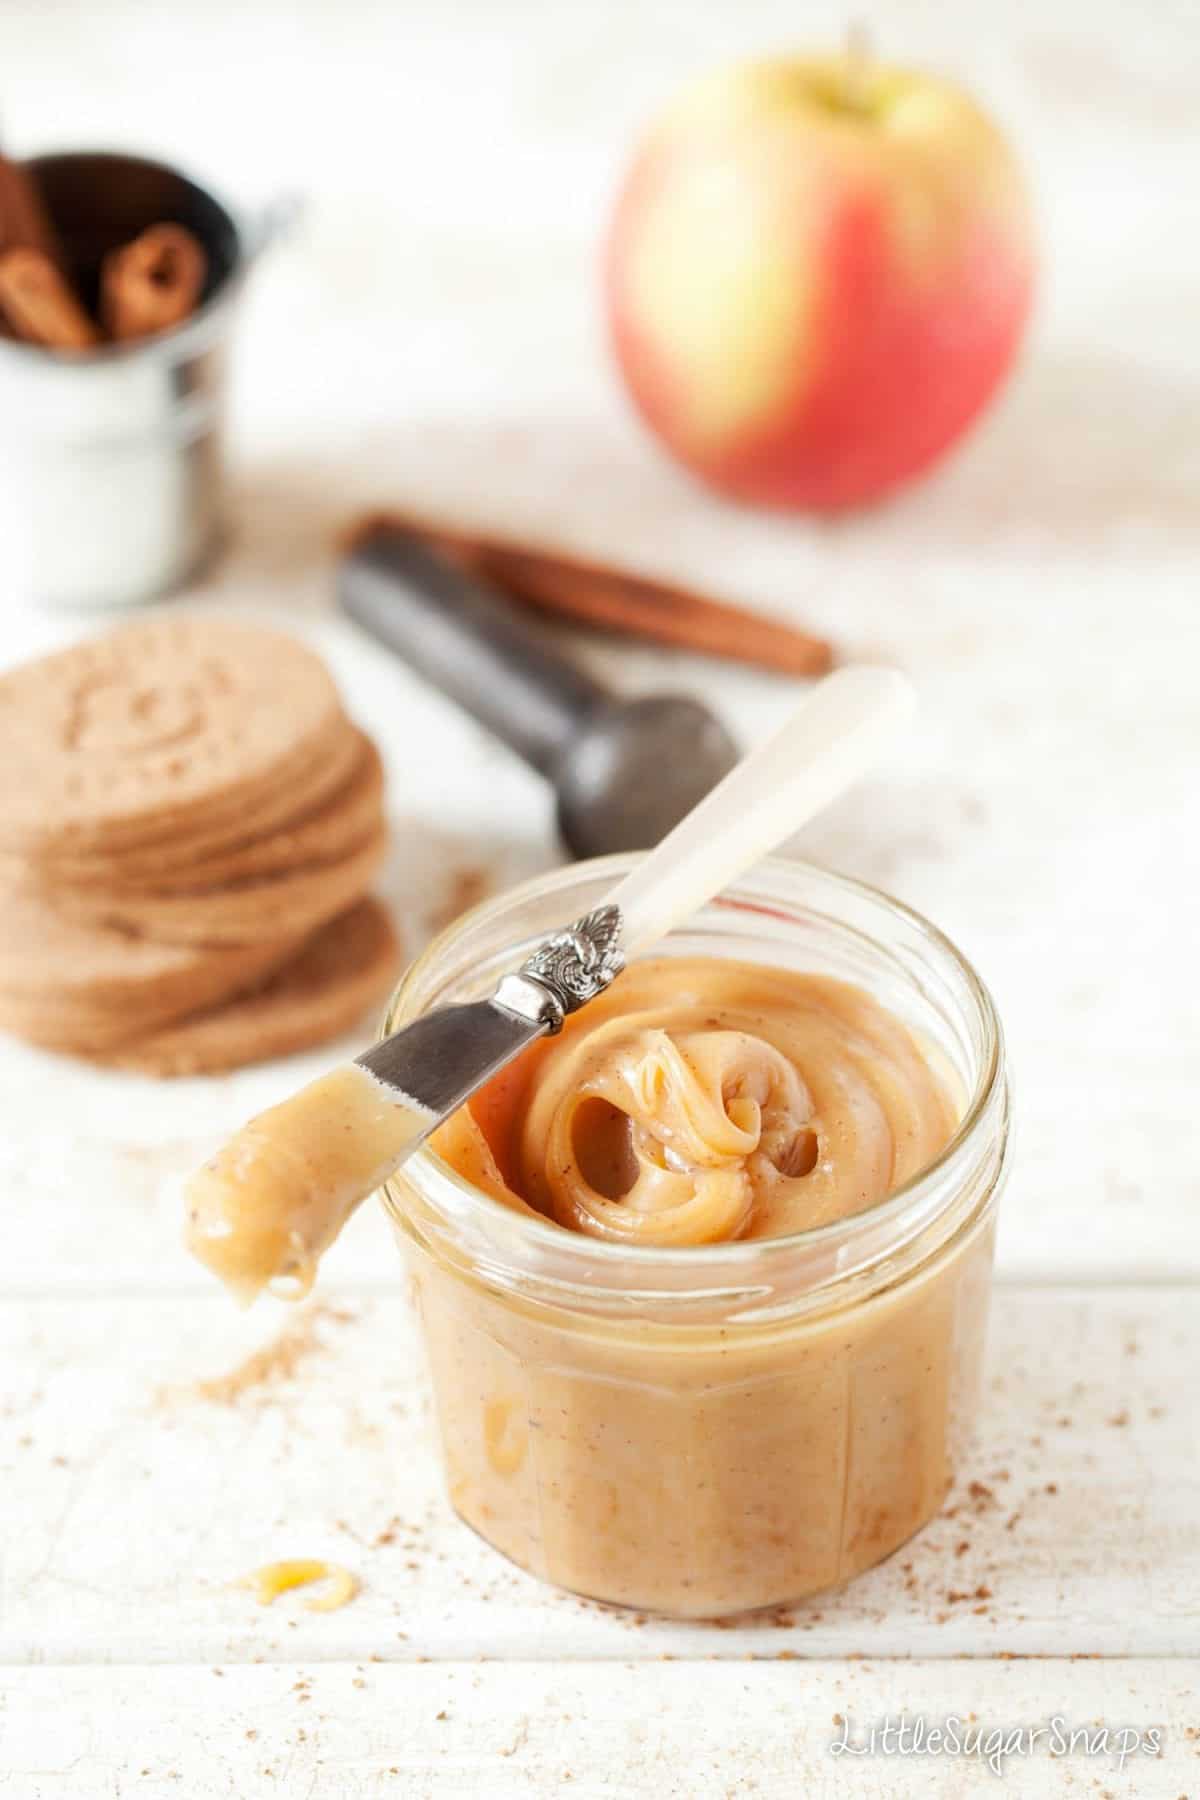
492,903,625,1034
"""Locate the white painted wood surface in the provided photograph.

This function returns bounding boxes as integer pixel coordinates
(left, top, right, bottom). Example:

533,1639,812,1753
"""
4,1663,1196,1799
1,0,1197,1793
4,1287,1198,1665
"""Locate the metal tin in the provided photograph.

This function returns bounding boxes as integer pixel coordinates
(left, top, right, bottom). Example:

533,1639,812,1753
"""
0,151,291,610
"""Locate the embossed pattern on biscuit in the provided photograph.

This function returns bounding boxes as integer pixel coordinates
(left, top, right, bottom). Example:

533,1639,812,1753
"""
0,616,345,854
0,616,397,1074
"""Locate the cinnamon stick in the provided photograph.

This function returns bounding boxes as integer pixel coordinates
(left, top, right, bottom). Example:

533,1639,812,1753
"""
101,223,206,342
0,247,99,350
0,153,63,340
0,154,58,260
357,512,834,678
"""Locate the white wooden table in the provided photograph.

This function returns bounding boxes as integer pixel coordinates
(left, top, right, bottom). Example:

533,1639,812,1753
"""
2,2,1197,1794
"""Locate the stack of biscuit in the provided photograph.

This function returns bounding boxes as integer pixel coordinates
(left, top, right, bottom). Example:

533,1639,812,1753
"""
0,615,400,1075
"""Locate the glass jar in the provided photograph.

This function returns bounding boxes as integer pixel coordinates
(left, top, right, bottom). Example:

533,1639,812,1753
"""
381,855,1010,1618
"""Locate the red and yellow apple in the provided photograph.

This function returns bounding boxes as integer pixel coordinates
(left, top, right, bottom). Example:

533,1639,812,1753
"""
606,55,1034,510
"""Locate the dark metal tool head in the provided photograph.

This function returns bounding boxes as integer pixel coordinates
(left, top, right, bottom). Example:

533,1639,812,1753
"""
339,524,739,858
552,694,737,859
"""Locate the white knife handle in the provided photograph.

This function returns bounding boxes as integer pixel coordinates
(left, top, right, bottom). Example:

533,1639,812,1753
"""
606,666,915,957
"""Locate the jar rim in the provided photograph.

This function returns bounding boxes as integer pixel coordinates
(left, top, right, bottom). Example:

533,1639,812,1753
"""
379,853,1006,1288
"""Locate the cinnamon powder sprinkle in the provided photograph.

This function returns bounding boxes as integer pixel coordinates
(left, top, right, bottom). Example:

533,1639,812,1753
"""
162,1302,355,1407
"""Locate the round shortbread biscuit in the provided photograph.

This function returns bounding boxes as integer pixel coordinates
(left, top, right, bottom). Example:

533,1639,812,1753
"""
50,820,389,947
62,733,384,895
26,715,367,886
92,896,401,1076
0,614,347,857
0,879,305,1048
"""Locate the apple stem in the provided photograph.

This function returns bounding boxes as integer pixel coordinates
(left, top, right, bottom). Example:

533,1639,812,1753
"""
843,20,873,114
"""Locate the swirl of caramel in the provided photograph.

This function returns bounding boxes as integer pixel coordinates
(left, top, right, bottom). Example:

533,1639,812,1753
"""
435,957,960,1249
520,1023,812,1245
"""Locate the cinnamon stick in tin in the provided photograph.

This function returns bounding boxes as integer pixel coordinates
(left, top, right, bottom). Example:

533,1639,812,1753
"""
0,153,58,260
101,223,207,342
0,247,99,350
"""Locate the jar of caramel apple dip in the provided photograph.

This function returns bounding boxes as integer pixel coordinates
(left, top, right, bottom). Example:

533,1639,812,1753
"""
382,856,1010,1618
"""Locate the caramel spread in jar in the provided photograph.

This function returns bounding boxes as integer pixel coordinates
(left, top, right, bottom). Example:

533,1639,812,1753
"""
402,951,997,1617
433,956,957,1246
